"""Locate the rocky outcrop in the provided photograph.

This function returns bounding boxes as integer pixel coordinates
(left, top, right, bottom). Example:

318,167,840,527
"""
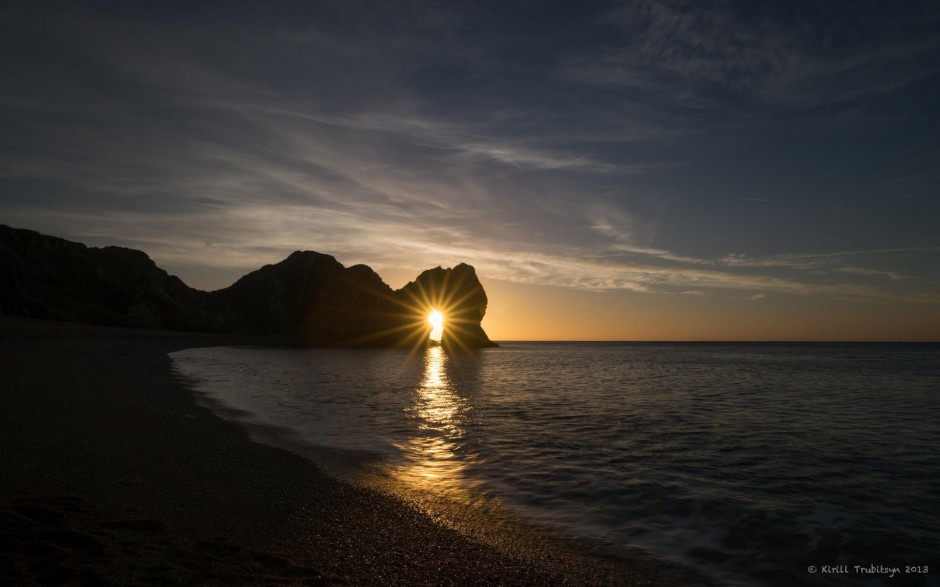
0,226,221,331
0,225,496,349
208,250,401,346
396,264,496,351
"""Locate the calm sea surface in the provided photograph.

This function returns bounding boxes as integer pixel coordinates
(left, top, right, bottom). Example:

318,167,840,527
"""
170,342,940,586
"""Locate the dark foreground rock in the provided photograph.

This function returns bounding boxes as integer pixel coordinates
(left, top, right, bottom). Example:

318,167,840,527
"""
0,225,496,349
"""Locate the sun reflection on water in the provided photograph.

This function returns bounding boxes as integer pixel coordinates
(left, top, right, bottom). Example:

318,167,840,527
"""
395,345,472,492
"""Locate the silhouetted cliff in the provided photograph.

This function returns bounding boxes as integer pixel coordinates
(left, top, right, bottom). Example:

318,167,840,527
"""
208,251,403,346
398,264,496,351
0,226,221,331
0,225,496,349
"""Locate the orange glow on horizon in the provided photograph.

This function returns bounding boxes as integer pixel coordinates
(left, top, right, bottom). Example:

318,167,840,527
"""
370,272,938,343
475,277,940,342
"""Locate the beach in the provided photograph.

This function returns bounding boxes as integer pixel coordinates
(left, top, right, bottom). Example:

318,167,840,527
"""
0,318,679,586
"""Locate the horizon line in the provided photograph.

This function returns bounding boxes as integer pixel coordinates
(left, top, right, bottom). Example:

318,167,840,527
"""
492,339,939,344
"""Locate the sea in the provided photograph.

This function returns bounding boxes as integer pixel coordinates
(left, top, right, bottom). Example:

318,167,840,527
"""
170,342,940,586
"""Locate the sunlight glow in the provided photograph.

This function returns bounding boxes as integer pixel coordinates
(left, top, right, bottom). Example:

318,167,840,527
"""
397,345,469,489
428,309,444,342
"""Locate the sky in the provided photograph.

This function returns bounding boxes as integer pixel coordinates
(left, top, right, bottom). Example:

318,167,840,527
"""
2,0,939,341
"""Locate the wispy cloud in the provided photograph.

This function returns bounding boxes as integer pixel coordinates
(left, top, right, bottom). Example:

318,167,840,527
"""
7,188,938,306
564,0,940,112
716,249,938,272
262,108,626,173
835,267,905,281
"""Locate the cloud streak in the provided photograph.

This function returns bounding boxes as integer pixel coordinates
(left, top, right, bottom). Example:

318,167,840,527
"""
564,0,940,112
7,194,936,307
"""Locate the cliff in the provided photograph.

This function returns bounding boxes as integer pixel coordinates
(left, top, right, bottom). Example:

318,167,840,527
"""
0,226,221,331
0,225,496,349
397,264,496,351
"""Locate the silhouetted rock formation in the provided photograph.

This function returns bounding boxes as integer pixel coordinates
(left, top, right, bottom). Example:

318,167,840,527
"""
209,251,391,340
0,225,496,349
0,226,221,331
397,264,496,351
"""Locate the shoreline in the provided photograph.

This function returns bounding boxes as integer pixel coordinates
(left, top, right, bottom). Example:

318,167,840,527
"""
0,317,700,585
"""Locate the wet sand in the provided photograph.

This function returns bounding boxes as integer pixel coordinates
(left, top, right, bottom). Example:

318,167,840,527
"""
0,318,692,586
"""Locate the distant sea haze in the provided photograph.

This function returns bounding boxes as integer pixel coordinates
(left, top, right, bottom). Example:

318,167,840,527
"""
171,342,940,587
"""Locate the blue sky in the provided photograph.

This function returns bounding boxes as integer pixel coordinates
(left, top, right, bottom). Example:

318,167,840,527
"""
2,1,939,338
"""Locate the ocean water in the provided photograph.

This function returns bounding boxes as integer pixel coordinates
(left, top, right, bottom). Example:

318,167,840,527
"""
170,342,940,586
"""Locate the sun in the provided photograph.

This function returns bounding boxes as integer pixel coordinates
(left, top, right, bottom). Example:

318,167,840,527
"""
428,309,444,342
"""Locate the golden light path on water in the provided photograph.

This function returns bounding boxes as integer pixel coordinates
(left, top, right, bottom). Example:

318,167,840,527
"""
385,346,584,560
393,345,472,497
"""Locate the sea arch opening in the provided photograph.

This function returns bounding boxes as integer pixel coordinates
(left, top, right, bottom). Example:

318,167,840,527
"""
428,309,444,343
